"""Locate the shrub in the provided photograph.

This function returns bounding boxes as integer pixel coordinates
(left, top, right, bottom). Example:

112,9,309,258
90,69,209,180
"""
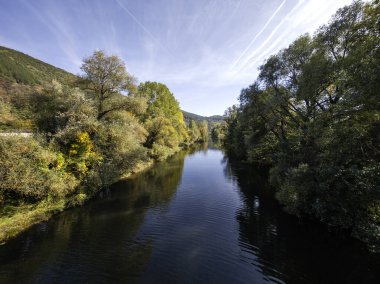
0,137,78,202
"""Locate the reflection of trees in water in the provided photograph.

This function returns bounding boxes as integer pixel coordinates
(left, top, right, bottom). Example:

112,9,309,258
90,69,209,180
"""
0,150,188,283
223,156,380,284
114,149,186,208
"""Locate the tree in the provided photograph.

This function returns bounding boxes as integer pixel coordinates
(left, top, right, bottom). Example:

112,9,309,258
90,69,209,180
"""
222,0,380,248
211,122,227,143
80,50,137,120
138,81,188,159
189,120,200,142
198,120,209,142
32,80,96,135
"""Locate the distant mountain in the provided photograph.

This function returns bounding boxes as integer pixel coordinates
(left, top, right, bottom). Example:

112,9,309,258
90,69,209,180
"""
182,110,224,126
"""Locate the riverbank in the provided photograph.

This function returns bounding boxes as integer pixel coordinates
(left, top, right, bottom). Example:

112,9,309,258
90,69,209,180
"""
0,140,204,245
0,47,209,246
2,147,379,283
0,159,154,245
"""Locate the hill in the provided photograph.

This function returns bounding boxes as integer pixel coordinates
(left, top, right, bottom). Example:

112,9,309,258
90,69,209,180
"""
0,46,76,86
0,46,80,131
182,110,223,127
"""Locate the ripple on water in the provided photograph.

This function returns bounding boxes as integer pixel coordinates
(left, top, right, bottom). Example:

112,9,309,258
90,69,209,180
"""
1,149,380,284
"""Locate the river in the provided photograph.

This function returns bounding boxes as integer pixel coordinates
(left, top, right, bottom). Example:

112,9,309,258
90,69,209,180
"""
0,146,379,283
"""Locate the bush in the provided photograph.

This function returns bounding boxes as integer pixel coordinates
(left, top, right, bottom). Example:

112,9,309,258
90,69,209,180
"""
0,137,78,202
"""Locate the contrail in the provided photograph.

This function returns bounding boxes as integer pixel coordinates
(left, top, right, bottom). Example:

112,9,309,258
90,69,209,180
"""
231,0,287,68
235,0,305,73
115,0,168,53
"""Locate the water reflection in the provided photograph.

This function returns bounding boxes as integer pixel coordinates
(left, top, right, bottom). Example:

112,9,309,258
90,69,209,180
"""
0,151,186,283
0,146,379,284
224,157,380,283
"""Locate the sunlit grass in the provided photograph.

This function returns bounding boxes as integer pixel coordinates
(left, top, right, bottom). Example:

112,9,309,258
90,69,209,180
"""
0,199,65,244
0,159,155,245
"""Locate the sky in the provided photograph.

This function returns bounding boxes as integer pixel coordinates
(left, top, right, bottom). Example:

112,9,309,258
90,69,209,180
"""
0,0,355,116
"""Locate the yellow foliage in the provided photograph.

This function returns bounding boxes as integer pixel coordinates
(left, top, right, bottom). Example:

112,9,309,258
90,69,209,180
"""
68,131,102,176
368,202,380,222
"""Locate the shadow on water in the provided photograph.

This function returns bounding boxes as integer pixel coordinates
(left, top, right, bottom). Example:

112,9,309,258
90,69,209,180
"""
0,145,379,284
0,149,188,283
223,157,380,284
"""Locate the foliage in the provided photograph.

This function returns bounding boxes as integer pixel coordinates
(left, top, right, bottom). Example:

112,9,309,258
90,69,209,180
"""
0,136,78,201
80,50,138,120
188,120,201,142
222,0,380,248
138,81,188,158
32,80,97,135
93,111,148,187
198,120,209,142
0,48,194,242
211,121,227,142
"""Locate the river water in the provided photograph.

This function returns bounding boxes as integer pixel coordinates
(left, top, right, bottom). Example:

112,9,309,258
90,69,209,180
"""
0,147,379,283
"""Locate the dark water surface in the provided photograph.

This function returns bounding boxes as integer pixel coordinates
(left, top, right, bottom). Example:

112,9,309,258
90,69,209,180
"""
0,147,379,283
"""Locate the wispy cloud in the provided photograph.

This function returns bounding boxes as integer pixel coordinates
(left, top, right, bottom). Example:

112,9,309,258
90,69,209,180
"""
114,0,169,55
239,0,354,72
1,0,356,115
20,0,82,69
231,0,287,68
233,0,305,73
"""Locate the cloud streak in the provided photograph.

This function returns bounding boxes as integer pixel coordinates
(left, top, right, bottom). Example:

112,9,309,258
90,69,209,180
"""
233,0,305,73
114,0,169,54
1,0,356,115
231,0,287,68
20,0,82,69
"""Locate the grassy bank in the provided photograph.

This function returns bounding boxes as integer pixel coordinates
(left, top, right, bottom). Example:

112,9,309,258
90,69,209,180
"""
0,159,154,245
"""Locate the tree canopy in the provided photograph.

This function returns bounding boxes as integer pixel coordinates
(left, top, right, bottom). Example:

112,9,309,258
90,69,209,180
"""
221,0,380,249
80,50,138,120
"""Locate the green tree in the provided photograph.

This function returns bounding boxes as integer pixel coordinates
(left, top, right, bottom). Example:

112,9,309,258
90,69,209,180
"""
138,81,188,159
198,120,209,142
222,0,380,248
211,121,228,144
32,80,96,135
189,119,200,142
0,136,78,201
80,50,137,120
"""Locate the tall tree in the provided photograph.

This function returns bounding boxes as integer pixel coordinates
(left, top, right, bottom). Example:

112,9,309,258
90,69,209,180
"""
222,0,380,248
80,50,137,120
198,120,209,142
138,81,188,159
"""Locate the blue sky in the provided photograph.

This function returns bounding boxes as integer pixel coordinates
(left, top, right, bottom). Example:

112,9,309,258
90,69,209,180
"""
0,0,354,116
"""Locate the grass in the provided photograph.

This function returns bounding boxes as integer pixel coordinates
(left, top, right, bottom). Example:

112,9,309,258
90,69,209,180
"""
0,159,155,245
0,199,65,245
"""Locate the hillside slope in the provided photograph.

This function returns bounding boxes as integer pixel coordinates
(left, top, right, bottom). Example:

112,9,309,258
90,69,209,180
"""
0,46,79,131
0,46,76,86
182,110,223,127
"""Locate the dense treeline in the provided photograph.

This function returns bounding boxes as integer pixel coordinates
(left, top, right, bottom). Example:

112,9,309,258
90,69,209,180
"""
0,50,208,240
219,0,379,248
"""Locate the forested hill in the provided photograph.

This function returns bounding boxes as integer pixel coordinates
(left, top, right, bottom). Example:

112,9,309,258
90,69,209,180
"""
0,46,78,131
182,110,223,126
0,46,76,86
